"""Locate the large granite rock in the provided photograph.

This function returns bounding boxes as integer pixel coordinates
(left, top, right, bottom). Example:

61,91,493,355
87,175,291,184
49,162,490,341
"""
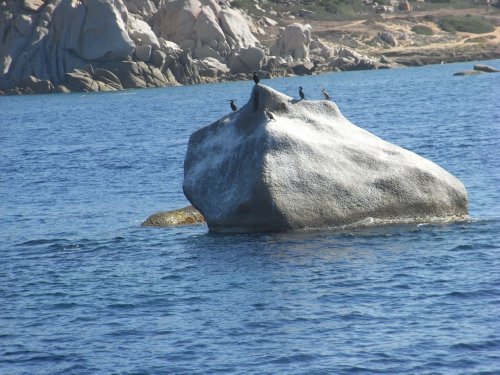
123,0,157,20
229,46,265,74
183,84,468,233
152,0,258,63
271,23,312,61
0,0,135,89
329,47,380,71
0,0,191,93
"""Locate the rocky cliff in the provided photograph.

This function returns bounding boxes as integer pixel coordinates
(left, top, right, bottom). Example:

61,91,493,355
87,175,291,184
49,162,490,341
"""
0,0,386,95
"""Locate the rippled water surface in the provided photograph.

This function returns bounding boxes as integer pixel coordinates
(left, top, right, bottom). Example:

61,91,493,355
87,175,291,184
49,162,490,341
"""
1,60,499,374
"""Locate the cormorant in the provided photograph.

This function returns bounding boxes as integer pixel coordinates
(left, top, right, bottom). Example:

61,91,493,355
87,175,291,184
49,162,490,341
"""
253,71,260,85
264,108,275,121
322,87,330,100
229,100,237,112
299,86,305,100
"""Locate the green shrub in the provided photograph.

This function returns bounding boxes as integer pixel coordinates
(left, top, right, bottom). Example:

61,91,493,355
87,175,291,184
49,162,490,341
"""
319,0,353,15
231,0,244,9
411,25,434,35
423,15,437,23
438,15,494,34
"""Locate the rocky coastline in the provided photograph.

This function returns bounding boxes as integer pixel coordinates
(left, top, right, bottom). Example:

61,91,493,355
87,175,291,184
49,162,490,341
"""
1,0,499,96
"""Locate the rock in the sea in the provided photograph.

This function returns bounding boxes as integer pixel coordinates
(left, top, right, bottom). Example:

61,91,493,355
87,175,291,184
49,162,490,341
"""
453,70,484,76
142,205,205,227
183,84,468,233
17,75,54,94
473,64,499,73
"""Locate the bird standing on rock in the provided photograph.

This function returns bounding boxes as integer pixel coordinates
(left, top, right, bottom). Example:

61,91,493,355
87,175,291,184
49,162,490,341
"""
229,100,237,112
322,87,330,100
253,71,260,85
299,86,305,100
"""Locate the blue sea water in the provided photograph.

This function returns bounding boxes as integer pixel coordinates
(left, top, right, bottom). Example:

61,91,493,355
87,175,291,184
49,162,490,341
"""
1,60,499,374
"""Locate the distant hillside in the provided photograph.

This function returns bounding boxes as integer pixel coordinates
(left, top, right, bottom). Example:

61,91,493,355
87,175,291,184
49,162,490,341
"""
1,0,498,96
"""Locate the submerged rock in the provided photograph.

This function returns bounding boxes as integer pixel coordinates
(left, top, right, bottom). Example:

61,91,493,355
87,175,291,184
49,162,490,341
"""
453,70,483,76
183,84,468,233
142,205,205,227
473,64,499,73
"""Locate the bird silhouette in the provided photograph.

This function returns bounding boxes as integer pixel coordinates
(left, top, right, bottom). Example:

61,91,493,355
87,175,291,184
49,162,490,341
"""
264,108,275,121
229,100,237,112
253,71,260,85
299,86,305,100
321,87,330,100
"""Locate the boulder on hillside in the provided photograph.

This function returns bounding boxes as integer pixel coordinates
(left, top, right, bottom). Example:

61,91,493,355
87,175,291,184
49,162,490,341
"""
219,8,259,49
196,57,229,79
135,44,152,62
271,23,312,61
152,0,258,63
61,66,124,92
379,32,398,47
329,47,379,71
183,84,468,233
229,46,265,74
128,16,160,48
23,0,44,12
159,39,201,84
101,60,171,88
17,75,53,94
123,0,157,20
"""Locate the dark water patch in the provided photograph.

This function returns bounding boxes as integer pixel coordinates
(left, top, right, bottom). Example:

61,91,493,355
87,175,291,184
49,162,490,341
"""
104,329,142,337
450,244,475,251
16,238,68,247
451,339,500,351
106,303,137,310
446,289,499,299
268,352,318,364
0,352,71,364
48,302,80,310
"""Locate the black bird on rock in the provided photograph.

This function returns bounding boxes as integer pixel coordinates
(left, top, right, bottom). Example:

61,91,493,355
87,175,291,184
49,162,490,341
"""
229,100,237,112
322,87,330,100
299,86,305,100
253,71,260,85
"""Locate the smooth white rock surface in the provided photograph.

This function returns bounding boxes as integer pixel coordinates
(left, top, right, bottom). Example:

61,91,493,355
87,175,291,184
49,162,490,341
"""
183,84,468,233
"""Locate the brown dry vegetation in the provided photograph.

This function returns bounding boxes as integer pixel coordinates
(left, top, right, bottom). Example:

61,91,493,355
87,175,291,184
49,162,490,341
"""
260,6,500,65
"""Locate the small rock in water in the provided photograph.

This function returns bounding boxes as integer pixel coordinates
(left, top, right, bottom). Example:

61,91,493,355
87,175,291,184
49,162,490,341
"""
142,206,205,227
473,64,500,73
453,70,483,76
